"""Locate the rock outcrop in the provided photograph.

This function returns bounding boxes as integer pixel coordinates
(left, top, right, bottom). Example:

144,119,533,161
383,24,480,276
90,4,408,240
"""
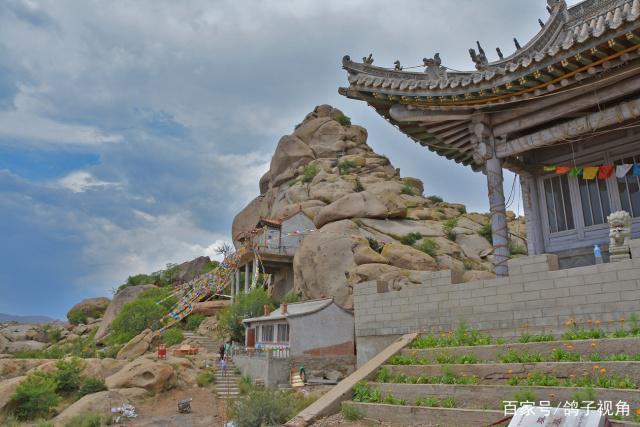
232,105,527,308
105,358,176,393
116,329,156,360
52,388,146,427
95,285,156,342
66,297,110,322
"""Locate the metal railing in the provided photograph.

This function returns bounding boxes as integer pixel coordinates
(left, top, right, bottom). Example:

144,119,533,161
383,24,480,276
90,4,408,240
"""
235,344,290,359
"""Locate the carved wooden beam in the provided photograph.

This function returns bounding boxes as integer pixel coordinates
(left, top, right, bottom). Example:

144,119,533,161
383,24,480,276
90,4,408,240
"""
389,104,473,123
496,96,640,158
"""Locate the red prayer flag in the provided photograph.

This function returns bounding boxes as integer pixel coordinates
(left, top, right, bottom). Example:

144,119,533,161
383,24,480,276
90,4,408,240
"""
598,165,614,179
555,166,571,175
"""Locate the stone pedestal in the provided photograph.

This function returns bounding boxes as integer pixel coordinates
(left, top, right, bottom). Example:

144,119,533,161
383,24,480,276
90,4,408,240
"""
610,245,631,263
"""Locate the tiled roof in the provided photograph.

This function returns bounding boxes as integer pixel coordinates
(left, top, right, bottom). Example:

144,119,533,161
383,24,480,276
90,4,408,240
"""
242,298,335,323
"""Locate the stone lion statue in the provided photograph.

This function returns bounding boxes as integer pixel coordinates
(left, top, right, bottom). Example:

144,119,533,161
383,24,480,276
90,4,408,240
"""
608,210,632,262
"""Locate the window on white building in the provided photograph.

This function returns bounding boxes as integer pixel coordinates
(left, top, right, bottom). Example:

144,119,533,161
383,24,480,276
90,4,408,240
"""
261,324,274,342
543,174,575,233
277,324,289,343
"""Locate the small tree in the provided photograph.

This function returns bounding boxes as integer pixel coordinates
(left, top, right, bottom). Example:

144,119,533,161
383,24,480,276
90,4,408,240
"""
53,357,83,394
11,372,60,420
217,288,273,342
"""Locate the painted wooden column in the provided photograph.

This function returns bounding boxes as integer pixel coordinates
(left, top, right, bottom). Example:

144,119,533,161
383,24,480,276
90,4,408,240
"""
473,117,510,276
520,171,545,255
244,262,249,293
252,256,258,289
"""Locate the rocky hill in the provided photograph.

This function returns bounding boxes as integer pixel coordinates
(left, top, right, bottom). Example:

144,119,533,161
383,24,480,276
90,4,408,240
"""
233,105,526,308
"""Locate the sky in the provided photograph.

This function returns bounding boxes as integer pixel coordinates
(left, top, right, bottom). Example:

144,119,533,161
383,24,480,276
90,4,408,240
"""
0,0,583,319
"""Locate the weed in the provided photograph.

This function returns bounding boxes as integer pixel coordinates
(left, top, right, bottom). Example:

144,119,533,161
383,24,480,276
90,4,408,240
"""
302,164,319,183
550,348,581,362
400,232,422,246
416,238,439,258
571,387,597,406
383,394,406,405
508,240,528,255
411,321,492,348
354,178,365,192
353,382,382,403
415,396,440,407
561,324,606,340
427,195,443,203
498,349,543,364
341,403,363,421
401,184,415,196
442,219,458,241
478,223,492,244
337,160,357,175
78,377,107,396
367,237,383,254
441,396,457,408
10,372,60,421
335,112,351,126
197,370,215,387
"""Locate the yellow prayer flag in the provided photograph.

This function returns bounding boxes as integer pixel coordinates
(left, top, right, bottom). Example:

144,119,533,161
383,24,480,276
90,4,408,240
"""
582,166,599,180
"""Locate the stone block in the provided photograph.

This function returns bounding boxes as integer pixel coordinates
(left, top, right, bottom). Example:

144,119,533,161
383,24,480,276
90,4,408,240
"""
523,279,555,292
586,292,621,304
508,254,558,270
631,238,640,259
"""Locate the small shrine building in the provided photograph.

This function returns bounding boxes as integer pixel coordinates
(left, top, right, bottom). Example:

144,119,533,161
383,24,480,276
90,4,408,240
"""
340,0,640,273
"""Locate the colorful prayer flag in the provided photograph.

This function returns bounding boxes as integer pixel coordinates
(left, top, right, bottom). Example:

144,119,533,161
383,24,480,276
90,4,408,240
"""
543,166,556,172
583,166,599,180
569,167,583,177
598,165,614,179
616,164,633,178
555,166,571,175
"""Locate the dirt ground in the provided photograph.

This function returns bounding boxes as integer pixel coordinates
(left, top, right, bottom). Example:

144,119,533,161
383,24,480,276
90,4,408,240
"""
125,386,231,427
310,413,433,427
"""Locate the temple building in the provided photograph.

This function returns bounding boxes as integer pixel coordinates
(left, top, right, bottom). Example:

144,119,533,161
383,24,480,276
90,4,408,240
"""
340,0,640,271
231,210,315,301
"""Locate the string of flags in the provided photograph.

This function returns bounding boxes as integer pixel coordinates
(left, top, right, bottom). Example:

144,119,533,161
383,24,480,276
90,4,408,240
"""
543,164,638,180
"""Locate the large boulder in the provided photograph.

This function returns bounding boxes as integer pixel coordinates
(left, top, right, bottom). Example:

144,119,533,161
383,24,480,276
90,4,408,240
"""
197,316,219,336
270,135,315,187
67,297,110,323
191,300,230,316
5,340,47,353
105,358,176,393
116,329,156,360
172,256,213,284
380,243,437,271
32,358,126,380
314,191,387,228
0,324,47,343
231,195,271,246
293,220,360,308
52,388,146,427
359,218,443,239
456,234,493,260
94,285,156,342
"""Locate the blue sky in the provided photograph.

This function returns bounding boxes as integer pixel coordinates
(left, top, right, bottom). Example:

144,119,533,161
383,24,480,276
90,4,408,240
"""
0,0,580,319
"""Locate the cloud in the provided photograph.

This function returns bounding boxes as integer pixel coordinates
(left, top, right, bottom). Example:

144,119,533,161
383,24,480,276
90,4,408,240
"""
58,171,122,193
0,0,549,317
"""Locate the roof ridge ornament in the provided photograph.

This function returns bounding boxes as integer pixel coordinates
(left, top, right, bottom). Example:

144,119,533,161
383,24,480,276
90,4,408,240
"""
514,38,522,50
423,53,447,79
362,53,374,65
469,41,489,70
394,60,402,71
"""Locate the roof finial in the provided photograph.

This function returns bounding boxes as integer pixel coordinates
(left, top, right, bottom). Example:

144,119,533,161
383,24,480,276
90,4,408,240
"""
423,53,447,79
469,42,489,70
394,60,402,71
496,47,504,60
546,5,552,13
362,53,374,65
538,18,545,28
476,41,486,56
514,37,522,50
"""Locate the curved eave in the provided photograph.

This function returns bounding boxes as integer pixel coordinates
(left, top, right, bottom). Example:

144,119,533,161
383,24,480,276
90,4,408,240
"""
342,0,640,106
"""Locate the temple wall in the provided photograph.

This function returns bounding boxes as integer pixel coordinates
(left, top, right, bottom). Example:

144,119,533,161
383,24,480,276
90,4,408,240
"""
354,247,640,366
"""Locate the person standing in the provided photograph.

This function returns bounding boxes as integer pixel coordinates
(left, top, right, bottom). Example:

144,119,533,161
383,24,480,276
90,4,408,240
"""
219,342,225,362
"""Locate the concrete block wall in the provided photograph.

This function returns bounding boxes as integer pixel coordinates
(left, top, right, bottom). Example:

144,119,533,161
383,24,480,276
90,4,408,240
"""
354,254,640,365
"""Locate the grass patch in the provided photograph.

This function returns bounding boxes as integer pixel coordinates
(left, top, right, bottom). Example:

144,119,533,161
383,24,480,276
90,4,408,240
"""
377,366,479,385
10,372,60,421
354,178,365,192
335,112,351,126
78,377,107,397
367,237,383,254
162,328,184,347
63,413,106,427
401,184,415,196
498,349,544,364
508,370,636,389
427,195,443,203
185,314,205,331
410,322,493,349
518,333,555,343
231,388,318,427
197,370,215,387
561,324,607,341
337,160,358,175
508,239,528,255
478,223,492,244
341,403,363,421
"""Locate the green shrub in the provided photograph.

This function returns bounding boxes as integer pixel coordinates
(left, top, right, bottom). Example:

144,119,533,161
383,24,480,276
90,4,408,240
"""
63,413,105,427
427,195,443,203
185,314,205,331
354,178,365,192
401,184,415,196
301,164,319,183
67,310,88,326
281,291,300,304
411,321,492,348
416,238,439,258
337,160,357,175
78,377,107,397
46,327,63,344
352,381,381,403
11,372,60,421
53,358,83,394
232,389,315,427
457,206,467,214
415,396,440,407
367,237,383,253
162,328,184,347
196,370,215,387
335,112,351,126
217,288,274,342
108,287,177,344
478,223,492,244
508,239,528,255
341,403,363,421
442,218,458,241
400,232,422,246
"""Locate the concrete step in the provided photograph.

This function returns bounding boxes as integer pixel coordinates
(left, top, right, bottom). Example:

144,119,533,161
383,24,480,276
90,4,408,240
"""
367,383,640,411
383,361,640,385
402,337,640,363
342,402,637,427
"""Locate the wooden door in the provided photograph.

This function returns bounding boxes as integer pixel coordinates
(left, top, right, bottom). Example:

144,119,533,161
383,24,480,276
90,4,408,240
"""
247,328,256,348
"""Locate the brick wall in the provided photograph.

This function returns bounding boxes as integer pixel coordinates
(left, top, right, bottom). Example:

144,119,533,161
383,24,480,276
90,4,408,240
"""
354,253,640,365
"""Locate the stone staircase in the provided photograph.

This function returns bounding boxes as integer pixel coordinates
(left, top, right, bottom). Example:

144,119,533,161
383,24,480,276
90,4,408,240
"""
182,331,220,354
341,336,640,426
215,359,241,399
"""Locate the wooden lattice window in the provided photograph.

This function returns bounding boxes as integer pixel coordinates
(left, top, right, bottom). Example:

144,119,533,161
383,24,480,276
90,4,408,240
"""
543,174,575,233
277,324,289,343
615,156,640,218
578,178,611,227
261,324,274,342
